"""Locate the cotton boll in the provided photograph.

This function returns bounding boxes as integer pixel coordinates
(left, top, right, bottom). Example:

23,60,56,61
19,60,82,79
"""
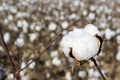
84,24,100,36
116,35,120,44
88,68,94,77
60,24,101,61
4,32,10,43
14,38,25,47
105,28,116,40
48,22,57,31
87,13,95,20
50,50,58,58
61,21,69,29
52,57,61,66
65,71,72,80
29,33,38,42
35,25,42,31
82,10,88,16
7,73,13,79
116,50,120,61
78,71,86,78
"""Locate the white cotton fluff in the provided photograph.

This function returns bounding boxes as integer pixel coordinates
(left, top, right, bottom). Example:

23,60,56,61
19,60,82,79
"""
105,28,116,40
14,38,25,47
4,32,10,43
29,33,38,42
116,49,120,61
78,71,86,78
52,57,61,66
60,24,100,61
65,71,72,80
48,22,57,31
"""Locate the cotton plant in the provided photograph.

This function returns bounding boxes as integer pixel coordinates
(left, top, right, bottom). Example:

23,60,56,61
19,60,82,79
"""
60,24,106,80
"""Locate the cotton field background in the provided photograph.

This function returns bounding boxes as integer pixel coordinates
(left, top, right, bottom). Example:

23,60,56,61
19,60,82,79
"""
0,0,120,80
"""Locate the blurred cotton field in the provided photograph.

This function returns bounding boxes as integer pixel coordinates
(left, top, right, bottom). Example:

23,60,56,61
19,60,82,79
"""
0,0,120,80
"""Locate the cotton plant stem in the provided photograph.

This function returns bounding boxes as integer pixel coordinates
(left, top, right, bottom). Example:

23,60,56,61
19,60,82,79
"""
0,27,20,80
91,58,107,80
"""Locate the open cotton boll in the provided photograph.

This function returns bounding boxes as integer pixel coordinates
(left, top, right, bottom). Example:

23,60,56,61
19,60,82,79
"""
84,24,100,36
60,24,101,61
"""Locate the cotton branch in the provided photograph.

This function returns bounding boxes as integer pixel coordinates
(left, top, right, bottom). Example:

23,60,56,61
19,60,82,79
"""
0,27,20,80
19,32,62,72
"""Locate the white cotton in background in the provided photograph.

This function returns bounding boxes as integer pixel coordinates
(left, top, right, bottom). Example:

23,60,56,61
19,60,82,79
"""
7,73,13,79
94,70,100,78
61,21,69,29
116,35,120,44
22,20,29,33
65,71,72,80
30,22,36,30
78,71,86,78
89,61,95,67
0,6,3,11
62,30,68,35
21,62,26,69
99,22,107,29
90,5,96,11
73,0,80,7
45,60,51,67
17,20,22,27
8,23,18,32
48,22,57,31
69,13,77,19
116,28,120,34
9,6,17,14
3,18,9,25
8,15,13,21
4,32,10,43
88,68,94,77
116,49,120,61
0,46,4,51
50,50,58,58
46,72,51,79
17,20,29,33
29,33,38,42
28,60,36,69
14,38,25,47
35,25,42,31
50,32,55,37
87,13,95,20
105,28,116,40
82,10,88,16
52,57,61,66
20,62,27,76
